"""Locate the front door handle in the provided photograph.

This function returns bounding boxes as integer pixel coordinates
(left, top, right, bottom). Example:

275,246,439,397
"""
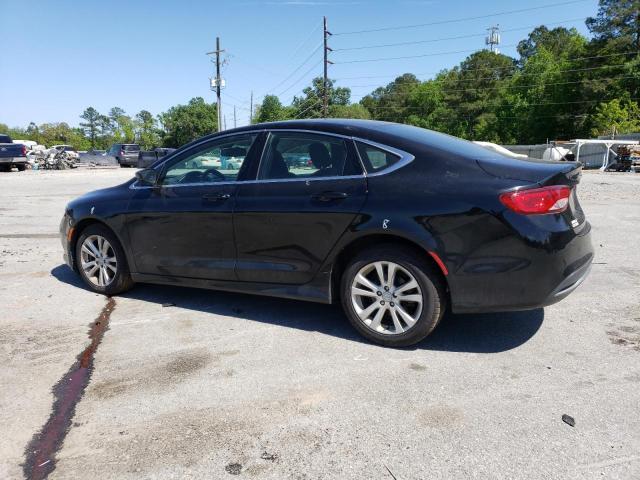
202,193,231,202
311,191,349,202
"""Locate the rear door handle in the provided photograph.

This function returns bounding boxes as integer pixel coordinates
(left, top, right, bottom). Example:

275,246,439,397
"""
311,191,349,202
202,193,231,202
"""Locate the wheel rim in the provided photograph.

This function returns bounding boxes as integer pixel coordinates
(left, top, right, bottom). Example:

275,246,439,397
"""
80,235,117,287
351,261,423,335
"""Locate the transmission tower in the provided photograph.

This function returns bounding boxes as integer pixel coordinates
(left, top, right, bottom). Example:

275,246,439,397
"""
485,25,501,54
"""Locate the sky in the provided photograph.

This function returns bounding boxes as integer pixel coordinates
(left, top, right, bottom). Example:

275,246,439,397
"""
0,0,600,128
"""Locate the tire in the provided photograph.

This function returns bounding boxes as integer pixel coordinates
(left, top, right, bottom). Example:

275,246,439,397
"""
75,224,134,295
16,164,26,171
117,157,125,168
340,244,446,347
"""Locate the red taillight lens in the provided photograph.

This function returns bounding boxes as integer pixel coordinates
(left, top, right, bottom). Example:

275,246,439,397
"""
120,150,125,156
499,185,571,215
21,145,27,156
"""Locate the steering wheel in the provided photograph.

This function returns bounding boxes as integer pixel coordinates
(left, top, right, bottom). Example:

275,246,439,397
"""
202,168,225,182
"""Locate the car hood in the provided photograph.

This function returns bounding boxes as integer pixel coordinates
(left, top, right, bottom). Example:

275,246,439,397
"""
67,180,134,210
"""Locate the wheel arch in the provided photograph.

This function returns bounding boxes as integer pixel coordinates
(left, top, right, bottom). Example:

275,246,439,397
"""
330,233,450,304
69,218,126,272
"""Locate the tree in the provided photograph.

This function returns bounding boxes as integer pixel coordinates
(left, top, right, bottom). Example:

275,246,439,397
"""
135,110,161,149
291,77,351,118
517,26,587,63
360,74,421,123
254,95,290,123
327,104,371,119
590,98,640,136
79,107,101,148
586,0,640,51
159,97,218,147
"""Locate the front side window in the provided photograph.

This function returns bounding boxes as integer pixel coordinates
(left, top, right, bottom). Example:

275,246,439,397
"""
162,134,257,185
356,141,401,173
258,132,362,180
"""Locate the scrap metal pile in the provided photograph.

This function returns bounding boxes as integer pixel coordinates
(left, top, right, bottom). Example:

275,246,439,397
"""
27,146,78,170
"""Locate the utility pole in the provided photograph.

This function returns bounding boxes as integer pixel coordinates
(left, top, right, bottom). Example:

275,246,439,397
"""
323,16,333,118
234,105,237,128
206,37,225,131
250,91,253,124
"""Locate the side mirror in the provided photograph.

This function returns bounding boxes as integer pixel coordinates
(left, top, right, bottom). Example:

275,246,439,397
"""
135,168,159,186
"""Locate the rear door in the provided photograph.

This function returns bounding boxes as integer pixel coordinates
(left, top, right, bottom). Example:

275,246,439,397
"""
233,130,367,284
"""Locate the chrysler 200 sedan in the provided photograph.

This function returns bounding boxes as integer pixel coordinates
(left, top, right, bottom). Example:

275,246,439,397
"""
60,120,593,347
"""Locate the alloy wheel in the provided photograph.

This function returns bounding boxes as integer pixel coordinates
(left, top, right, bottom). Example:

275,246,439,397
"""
350,261,423,335
80,235,117,287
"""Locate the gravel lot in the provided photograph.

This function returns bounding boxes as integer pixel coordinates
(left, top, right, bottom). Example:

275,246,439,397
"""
1,168,639,479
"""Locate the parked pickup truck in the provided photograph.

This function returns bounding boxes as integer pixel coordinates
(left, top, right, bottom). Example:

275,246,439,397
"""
0,134,27,171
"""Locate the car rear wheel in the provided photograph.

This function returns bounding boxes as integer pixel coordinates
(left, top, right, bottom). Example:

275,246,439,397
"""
75,224,134,295
16,164,26,171
340,245,446,347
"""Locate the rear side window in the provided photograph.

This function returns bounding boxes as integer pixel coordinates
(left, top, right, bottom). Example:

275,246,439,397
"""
356,142,401,173
258,132,363,180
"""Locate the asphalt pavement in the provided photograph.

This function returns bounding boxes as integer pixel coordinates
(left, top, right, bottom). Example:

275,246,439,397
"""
0,168,639,479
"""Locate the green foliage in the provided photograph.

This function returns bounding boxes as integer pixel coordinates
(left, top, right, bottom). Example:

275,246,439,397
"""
1,2,637,148
158,97,218,147
590,98,640,136
79,107,101,148
254,95,291,123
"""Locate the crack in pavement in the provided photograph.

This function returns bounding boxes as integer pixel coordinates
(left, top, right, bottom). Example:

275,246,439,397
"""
22,297,116,480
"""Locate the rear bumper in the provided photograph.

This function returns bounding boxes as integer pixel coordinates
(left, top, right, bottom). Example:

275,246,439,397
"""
448,219,594,314
0,157,27,164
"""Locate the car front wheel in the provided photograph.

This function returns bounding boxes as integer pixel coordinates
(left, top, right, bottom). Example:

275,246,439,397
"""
75,224,134,295
341,245,446,347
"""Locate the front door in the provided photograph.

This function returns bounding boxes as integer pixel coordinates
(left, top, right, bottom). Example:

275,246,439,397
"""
126,133,261,280
234,130,367,284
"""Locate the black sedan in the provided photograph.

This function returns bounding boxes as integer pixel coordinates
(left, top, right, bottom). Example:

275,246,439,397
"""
60,120,593,347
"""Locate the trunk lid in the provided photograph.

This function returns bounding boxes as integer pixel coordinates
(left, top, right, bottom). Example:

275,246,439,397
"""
476,156,581,187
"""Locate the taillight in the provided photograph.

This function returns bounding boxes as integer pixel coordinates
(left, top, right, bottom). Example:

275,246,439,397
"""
21,145,27,156
120,150,125,156
499,185,571,215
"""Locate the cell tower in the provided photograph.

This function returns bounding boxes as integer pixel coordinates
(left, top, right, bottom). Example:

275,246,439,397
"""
485,25,501,54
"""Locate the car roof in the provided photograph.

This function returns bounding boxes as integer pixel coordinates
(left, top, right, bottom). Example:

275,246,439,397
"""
189,119,499,160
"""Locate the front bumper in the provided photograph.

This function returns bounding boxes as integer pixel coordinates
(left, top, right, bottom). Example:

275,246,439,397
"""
59,213,75,270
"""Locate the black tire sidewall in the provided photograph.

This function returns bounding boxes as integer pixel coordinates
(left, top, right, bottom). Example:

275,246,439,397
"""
341,246,445,347
75,224,132,295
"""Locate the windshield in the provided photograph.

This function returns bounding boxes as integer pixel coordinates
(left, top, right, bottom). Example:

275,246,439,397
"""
123,145,140,152
0,135,12,143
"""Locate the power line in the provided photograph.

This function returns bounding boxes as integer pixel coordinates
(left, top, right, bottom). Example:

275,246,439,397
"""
287,21,323,63
332,17,587,52
295,100,322,119
333,0,591,36
361,97,639,110
334,43,521,64
277,59,323,97
333,51,638,79
347,75,638,99
353,64,628,87
264,43,323,96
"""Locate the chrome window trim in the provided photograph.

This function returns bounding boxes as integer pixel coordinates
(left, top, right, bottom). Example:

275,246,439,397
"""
353,138,415,177
129,128,414,190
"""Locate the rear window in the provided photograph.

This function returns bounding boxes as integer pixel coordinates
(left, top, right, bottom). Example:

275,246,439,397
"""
356,142,401,173
123,145,140,152
0,135,12,143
